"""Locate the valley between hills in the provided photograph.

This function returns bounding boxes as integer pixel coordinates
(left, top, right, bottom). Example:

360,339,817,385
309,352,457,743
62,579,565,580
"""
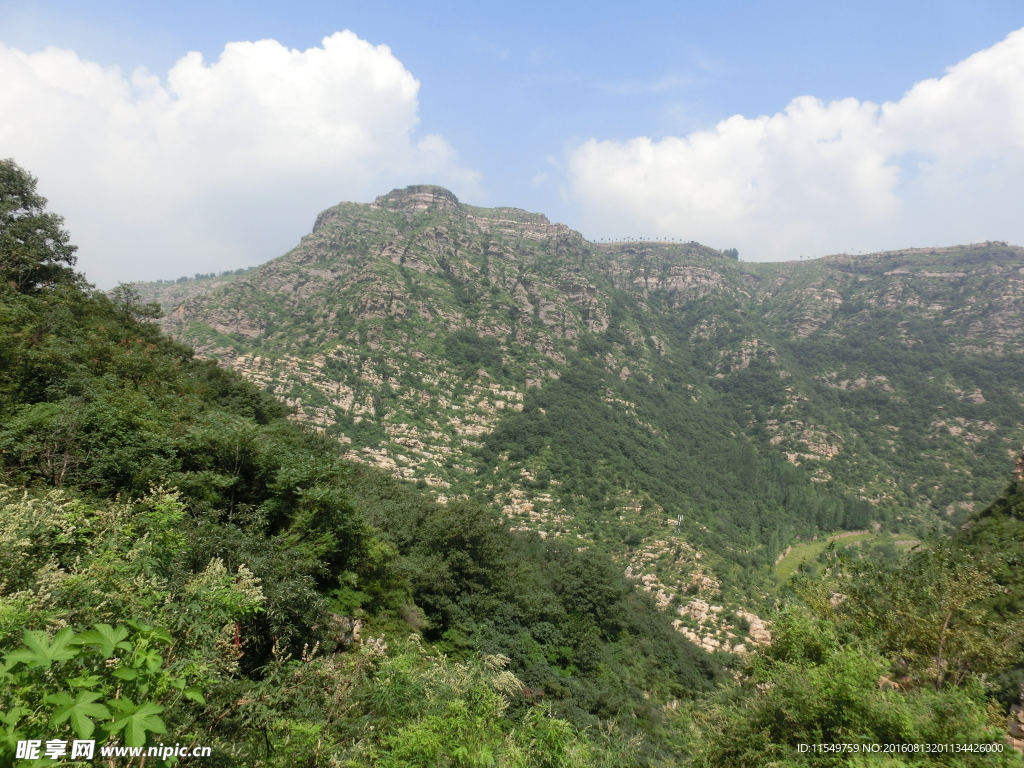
137,184,1024,653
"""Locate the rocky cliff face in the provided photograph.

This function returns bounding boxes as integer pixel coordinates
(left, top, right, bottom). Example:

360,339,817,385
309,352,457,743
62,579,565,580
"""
137,186,1024,631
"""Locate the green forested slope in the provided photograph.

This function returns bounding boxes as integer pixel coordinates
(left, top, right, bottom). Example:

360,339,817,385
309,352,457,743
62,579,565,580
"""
684,461,1024,767
140,185,1024,623
0,161,718,766
5,164,1024,766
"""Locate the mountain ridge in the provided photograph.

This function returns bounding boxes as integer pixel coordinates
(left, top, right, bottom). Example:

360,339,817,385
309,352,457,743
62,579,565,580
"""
135,186,1024,632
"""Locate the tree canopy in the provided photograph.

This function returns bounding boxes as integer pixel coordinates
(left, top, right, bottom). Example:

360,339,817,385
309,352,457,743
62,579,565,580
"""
0,159,79,292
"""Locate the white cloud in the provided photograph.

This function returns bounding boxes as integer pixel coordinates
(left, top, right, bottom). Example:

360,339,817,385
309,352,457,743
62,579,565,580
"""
567,28,1024,259
0,32,480,286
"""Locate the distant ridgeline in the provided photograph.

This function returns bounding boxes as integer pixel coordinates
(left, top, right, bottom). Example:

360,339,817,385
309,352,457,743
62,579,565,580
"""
139,185,1024,606
152,267,254,284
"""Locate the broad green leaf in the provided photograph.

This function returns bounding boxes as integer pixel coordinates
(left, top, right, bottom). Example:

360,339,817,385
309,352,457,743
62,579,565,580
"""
0,707,29,728
1,706,30,750
74,624,130,658
67,673,102,688
149,627,173,645
142,650,163,673
125,621,172,644
183,686,206,704
4,628,79,669
112,667,139,680
105,699,166,747
46,691,111,739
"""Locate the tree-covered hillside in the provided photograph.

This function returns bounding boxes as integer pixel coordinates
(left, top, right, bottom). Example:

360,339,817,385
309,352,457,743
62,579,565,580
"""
0,160,720,766
140,185,1024,632
5,163,1023,765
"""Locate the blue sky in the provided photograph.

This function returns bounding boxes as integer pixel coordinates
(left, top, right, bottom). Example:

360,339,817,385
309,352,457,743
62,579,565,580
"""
2,0,1024,284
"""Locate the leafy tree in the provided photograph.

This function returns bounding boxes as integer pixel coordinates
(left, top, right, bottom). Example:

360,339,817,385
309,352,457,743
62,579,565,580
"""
691,608,1017,767
443,328,504,377
0,159,78,292
109,283,163,322
953,460,1024,707
797,541,1024,690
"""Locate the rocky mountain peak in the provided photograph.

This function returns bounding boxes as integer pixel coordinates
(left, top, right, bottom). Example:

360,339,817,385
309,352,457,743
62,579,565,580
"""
371,184,460,213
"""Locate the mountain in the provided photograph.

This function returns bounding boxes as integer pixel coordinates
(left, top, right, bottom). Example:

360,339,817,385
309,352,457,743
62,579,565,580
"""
7,155,1024,763
137,185,1024,623
0,162,721,766
8,158,1022,766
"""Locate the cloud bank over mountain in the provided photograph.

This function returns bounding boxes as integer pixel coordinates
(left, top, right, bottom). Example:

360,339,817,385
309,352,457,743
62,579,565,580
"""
0,31,479,286
3,24,1024,281
567,28,1024,259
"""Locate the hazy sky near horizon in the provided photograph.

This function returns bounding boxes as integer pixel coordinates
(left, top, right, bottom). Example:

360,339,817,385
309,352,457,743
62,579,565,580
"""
2,0,1024,286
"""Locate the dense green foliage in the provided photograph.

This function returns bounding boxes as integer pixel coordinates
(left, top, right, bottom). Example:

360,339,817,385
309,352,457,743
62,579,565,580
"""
350,474,717,727
958,469,1024,622
954,470,1024,710
691,609,1018,767
686,477,1024,766
3,164,1022,765
0,161,717,765
0,160,78,293
481,342,876,594
3,619,203,751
